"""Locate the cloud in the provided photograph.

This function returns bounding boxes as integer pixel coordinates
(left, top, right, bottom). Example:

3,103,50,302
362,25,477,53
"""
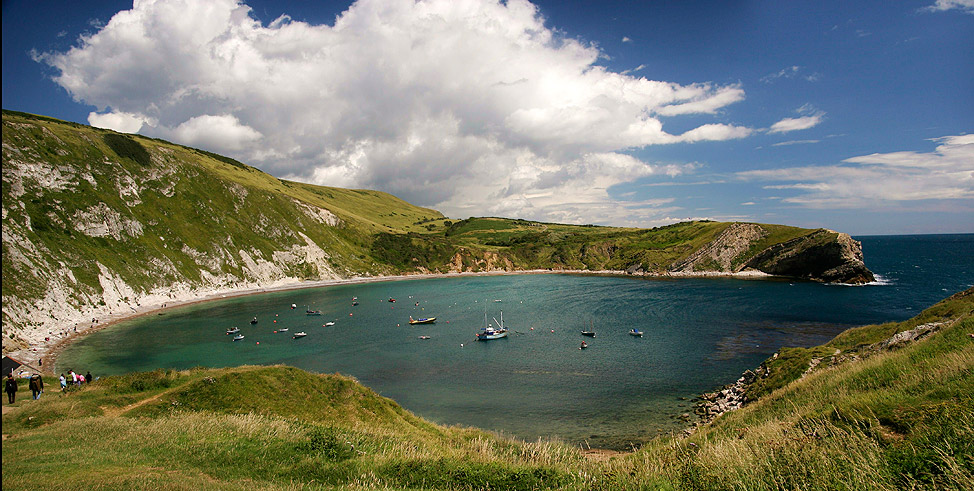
760,65,820,83
164,114,263,153
738,134,974,208
87,110,147,133
771,139,820,146
768,105,825,134
39,0,755,225
621,36,632,43
924,0,974,14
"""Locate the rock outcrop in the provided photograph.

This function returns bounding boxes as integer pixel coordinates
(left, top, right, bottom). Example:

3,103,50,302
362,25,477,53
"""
744,230,874,284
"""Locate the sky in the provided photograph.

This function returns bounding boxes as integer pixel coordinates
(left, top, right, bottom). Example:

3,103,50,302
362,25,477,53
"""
3,0,972,235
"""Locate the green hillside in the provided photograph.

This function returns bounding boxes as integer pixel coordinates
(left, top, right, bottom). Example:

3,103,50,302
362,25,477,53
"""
3,288,972,489
3,109,872,354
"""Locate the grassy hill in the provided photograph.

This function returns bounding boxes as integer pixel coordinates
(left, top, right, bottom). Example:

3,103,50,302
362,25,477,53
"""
2,109,872,355
4,288,971,489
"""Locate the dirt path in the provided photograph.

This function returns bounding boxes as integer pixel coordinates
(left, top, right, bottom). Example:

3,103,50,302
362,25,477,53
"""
101,388,175,418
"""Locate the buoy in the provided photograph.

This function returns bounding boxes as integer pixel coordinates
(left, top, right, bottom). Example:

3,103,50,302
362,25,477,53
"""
349,313,353,316
256,342,259,345
530,327,534,330
460,343,464,348
274,330,277,333
273,320,277,323
551,329,555,333
397,324,400,327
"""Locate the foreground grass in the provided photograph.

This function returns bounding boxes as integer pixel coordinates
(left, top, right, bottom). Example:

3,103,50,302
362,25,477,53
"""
4,289,972,489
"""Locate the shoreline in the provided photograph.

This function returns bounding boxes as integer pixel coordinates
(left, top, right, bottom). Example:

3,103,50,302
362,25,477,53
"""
11,268,771,374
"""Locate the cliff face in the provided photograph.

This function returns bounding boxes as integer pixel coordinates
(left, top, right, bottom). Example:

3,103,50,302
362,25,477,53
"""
744,230,874,284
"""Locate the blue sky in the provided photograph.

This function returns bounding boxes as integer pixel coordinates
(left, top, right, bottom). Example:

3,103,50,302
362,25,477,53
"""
3,0,972,235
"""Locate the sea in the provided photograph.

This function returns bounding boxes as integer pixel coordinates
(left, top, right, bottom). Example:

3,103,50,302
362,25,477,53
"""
56,234,973,449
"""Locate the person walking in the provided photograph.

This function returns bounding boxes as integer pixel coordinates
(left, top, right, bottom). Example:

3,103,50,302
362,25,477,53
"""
29,373,44,400
60,373,67,392
85,371,93,384
5,373,18,404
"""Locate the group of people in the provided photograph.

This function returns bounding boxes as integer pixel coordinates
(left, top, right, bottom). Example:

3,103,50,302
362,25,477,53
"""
4,369,95,404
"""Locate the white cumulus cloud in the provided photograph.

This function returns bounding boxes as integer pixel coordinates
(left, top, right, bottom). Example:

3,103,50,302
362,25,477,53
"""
87,110,147,133
40,0,757,224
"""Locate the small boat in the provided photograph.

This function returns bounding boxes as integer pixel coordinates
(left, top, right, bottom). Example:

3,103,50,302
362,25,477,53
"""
278,327,289,332
226,327,240,335
233,334,245,341
292,332,307,339
388,298,396,303
324,321,336,327
476,307,509,341
418,335,431,340
352,301,359,306
306,309,322,316
579,341,588,349
409,316,436,325
250,317,258,324
581,320,596,337
291,303,297,309
629,329,644,337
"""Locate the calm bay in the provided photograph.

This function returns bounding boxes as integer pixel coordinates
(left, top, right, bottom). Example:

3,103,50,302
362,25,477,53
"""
56,234,973,449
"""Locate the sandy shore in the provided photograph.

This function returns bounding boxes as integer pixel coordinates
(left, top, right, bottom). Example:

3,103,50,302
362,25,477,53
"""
10,268,770,374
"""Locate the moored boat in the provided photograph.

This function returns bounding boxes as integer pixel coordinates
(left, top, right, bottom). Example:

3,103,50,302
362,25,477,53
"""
292,332,307,339
250,317,258,324
476,307,509,341
409,316,436,325
324,321,336,326
629,329,643,337
580,330,596,337
579,341,588,349
226,327,240,335
233,334,245,341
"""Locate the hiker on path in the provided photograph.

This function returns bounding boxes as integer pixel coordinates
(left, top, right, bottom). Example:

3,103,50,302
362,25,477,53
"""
5,373,18,404
29,373,44,400
60,374,67,392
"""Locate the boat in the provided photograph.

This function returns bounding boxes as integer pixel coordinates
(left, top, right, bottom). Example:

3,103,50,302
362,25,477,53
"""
292,332,307,339
579,341,588,349
324,321,336,326
629,329,643,337
352,301,359,306
388,298,396,303
226,327,240,335
306,307,322,316
250,317,258,324
581,320,596,337
409,316,436,325
418,335,431,340
291,303,297,309
233,334,245,341
278,327,289,332
476,307,509,341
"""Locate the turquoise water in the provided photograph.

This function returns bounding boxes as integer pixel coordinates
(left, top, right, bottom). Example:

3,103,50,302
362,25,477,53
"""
57,234,973,449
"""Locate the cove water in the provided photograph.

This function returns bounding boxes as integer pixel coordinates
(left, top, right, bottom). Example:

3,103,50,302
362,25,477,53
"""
57,234,973,449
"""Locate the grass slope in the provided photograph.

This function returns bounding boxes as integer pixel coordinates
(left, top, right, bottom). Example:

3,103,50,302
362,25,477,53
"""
4,288,972,489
